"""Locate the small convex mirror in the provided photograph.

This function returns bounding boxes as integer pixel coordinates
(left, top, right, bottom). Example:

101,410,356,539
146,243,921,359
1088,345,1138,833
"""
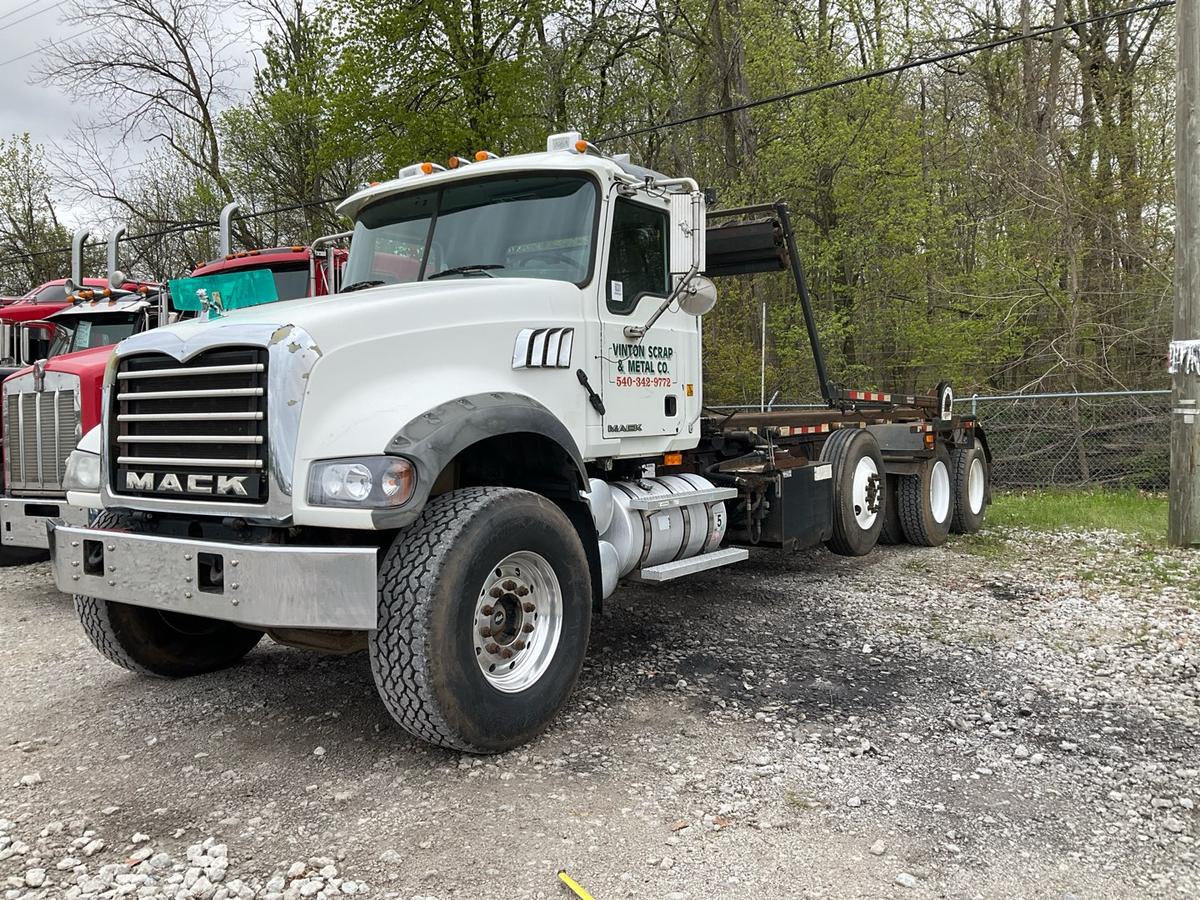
109,270,126,291
678,275,717,317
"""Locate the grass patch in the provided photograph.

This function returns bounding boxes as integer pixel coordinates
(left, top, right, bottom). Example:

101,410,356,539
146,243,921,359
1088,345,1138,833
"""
988,489,1166,543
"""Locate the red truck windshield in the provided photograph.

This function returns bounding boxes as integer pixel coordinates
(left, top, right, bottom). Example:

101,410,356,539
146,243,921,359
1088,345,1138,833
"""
49,312,143,356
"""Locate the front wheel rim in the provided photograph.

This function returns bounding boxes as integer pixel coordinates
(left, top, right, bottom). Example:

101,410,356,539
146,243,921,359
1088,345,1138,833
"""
473,551,563,693
930,460,951,523
851,455,881,529
967,457,986,514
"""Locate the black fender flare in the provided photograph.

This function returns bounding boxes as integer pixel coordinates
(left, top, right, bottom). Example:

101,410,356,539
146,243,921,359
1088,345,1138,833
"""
372,392,588,529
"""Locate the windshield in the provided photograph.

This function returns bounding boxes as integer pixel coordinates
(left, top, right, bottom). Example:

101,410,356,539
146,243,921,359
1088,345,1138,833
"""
343,174,598,289
49,311,143,356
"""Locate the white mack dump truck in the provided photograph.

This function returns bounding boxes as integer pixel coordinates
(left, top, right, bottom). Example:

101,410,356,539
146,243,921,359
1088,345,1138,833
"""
49,133,991,752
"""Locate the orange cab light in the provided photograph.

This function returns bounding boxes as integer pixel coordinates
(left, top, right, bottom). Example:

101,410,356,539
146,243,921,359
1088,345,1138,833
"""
102,288,111,297
369,181,380,187
292,245,304,252
574,140,588,153
475,150,494,161
420,162,434,174
448,155,471,169
924,433,935,448
663,452,683,466
225,253,235,260
249,249,260,256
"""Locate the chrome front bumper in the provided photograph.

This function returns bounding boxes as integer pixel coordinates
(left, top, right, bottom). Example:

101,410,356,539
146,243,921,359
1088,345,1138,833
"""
2,497,91,549
49,523,380,630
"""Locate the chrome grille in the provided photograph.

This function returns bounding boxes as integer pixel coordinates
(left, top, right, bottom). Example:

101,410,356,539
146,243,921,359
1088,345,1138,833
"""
110,348,269,503
3,388,80,494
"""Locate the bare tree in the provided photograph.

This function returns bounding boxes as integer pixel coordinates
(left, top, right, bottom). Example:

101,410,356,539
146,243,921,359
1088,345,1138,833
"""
38,0,242,203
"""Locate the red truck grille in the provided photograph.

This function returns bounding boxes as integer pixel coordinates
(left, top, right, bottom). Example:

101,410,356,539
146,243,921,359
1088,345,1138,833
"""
3,388,79,494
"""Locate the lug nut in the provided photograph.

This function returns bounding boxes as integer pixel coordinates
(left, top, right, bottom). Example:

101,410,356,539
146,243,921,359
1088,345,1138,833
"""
485,642,501,654
489,587,503,599
500,648,514,659
479,626,493,638
502,580,517,591
516,586,529,596
513,639,526,651
522,602,535,613
481,605,494,616
522,623,534,634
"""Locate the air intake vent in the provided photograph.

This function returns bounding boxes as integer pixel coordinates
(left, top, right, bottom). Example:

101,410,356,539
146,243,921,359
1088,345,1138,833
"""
111,348,268,503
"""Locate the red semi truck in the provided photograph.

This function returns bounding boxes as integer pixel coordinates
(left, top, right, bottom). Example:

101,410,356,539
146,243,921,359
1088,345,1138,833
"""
0,211,348,562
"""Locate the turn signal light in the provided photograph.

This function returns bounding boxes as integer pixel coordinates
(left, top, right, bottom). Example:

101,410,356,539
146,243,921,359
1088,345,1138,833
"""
663,452,683,466
924,433,935,448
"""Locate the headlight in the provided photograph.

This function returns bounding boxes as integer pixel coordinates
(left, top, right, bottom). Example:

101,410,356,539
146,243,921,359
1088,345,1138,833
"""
308,456,415,509
64,449,101,493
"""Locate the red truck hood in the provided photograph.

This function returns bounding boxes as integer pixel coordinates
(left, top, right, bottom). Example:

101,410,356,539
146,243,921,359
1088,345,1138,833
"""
3,343,114,434
0,302,69,322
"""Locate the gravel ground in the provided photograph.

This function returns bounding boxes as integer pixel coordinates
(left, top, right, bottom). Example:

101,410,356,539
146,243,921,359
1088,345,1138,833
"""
1,526,1198,899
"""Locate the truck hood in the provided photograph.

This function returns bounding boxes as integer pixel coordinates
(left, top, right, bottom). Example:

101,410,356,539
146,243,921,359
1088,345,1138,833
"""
0,302,68,323
115,277,583,355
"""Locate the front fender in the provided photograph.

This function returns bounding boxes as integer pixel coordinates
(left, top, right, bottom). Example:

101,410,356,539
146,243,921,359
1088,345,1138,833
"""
372,392,588,529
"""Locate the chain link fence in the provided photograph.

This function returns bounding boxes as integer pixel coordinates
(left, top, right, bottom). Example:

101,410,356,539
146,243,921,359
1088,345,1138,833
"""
711,389,1169,489
970,390,1168,490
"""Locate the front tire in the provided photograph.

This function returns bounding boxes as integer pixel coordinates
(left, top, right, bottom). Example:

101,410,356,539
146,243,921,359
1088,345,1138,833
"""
75,514,263,677
370,487,592,753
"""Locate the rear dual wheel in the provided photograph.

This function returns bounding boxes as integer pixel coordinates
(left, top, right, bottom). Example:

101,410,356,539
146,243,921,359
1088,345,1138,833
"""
950,445,989,534
821,429,886,557
898,446,954,547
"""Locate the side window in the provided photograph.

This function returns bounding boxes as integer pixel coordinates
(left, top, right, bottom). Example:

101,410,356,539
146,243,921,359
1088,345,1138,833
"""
606,199,668,315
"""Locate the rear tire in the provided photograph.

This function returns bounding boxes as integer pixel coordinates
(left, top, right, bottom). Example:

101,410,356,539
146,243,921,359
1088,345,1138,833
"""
370,487,592,753
821,429,885,557
74,511,263,677
951,445,989,534
898,446,953,547
877,474,905,545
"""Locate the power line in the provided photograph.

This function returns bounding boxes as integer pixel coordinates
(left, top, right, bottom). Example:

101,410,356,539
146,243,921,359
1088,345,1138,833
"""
0,196,344,268
599,0,1176,142
0,0,66,33
0,25,96,66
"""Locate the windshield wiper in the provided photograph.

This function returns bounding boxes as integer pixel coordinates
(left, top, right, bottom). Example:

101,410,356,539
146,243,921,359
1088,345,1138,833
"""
427,264,505,280
341,280,386,293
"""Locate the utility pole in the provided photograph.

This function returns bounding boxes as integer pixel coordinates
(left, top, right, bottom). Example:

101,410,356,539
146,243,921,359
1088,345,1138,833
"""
1169,0,1200,546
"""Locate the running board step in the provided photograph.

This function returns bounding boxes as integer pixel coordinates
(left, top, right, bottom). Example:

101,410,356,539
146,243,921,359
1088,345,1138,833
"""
634,547,749,583
625,486,738,511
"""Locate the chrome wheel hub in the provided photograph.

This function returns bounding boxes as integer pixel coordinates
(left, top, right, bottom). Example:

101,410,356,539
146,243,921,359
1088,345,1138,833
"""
473,551,563,693
930,460,951,523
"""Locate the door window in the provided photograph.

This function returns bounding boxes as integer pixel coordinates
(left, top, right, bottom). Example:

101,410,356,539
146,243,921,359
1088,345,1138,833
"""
606,199,668,315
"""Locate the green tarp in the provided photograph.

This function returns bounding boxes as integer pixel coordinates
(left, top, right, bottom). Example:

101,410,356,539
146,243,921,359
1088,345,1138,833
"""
167,269,279,316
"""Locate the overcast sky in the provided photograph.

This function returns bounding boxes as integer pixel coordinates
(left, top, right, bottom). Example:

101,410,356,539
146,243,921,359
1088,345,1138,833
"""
0,0,262,225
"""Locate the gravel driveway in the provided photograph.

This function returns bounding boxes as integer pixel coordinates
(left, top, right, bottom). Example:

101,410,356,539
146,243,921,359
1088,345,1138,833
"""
1,527,1197,899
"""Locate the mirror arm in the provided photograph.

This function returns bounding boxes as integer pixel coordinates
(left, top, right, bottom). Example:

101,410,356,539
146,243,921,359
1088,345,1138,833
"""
623,262,699,340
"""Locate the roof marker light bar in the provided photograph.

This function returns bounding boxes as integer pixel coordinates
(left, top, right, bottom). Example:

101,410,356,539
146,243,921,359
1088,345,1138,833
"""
546,131,582,152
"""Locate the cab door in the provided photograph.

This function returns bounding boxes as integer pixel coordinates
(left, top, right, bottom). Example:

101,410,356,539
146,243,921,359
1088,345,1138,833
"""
594,194,697,445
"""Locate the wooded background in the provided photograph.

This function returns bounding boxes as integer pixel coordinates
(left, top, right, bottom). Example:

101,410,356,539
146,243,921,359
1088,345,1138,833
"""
0,0,1176,404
